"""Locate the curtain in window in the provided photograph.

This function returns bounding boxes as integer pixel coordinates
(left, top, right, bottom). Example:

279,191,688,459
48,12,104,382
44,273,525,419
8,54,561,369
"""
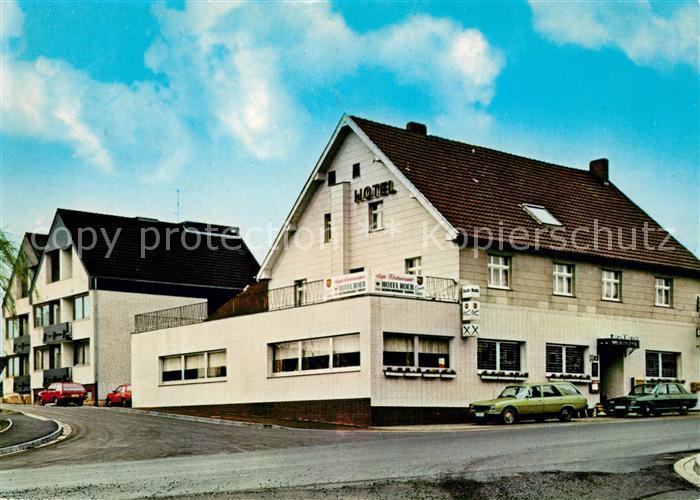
499,342,520,371
477,340,497,370
333,334,360,368
273,341,299,372
184,354,205,380
383,333,414,367
302,338,330,370
162,356,182,382
418,337,449,368
207,351,227,378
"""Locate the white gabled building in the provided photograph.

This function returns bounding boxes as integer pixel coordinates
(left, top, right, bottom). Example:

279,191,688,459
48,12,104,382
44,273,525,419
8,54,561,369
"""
131,115,700,425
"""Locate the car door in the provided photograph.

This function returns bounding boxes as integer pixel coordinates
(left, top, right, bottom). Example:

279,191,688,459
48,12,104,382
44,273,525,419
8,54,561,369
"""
666,383,683,410
654,384,670,410
540,384,563,415
518,386,544,416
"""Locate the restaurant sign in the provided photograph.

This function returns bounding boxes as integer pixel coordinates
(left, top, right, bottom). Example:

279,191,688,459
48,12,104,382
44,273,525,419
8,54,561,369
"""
373,272,425,297
324,272,368,300
324,271,425,300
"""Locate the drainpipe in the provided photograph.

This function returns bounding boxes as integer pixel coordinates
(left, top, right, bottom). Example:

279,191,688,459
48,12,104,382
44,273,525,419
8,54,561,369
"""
92,277,98,403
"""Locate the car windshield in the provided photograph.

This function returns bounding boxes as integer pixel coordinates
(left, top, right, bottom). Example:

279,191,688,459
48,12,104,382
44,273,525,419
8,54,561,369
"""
498,386,529,399
630,384,655,395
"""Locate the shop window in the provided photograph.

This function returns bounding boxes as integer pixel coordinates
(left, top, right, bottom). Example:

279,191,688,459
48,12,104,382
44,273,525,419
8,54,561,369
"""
73,340,90,366
645,350,678,378
602,270,621,301
477,339,522,371
654,278,672,307
487,255,511,289
161,350,227,383
546,344,585,374
272,334,360,374
553,263,574,296
369,201,383,232
73,294,90,320
418,337,450,368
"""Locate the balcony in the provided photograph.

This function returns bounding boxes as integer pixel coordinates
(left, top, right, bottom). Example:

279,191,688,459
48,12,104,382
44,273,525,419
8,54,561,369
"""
43,367,71,385
12,335,31,355
43,322,72,344
14,375,30,394
134,274,460,333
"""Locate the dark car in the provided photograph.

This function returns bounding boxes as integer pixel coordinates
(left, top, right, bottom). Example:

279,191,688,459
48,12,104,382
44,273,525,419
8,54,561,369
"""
105,384,132,407
607,382,696,417
38,382,87,406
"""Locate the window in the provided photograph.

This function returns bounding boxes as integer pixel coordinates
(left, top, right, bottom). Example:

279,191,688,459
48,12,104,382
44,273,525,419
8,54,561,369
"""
383,333,414,367
49,345,60,369
327,170,336,186
294,279,307,307
556,383,582,396
546,344,585,374
540,384,560,398
602,270,621,301
487,255,511,289
272,334,360,373
34,301,60,328
5,318,17,339
352,162,361,178
73,294,90,320
47,250,61,282
369,201,383,232
645,350,678,378
323,213,332,243
667,384,681,395
553,263,574,296
160,350,227,383
654,278,672,307
73,340,89,366
405,257,422,276
418,337,450,368
522,204,562,226
34,348,48,370
477,339,522,371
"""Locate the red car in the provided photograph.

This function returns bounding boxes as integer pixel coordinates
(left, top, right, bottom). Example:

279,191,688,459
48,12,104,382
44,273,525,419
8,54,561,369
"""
38,382,87,406
105,384,132,407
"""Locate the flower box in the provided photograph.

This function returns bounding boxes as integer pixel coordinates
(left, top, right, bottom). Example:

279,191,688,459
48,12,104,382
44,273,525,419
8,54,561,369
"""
546,373,591,384
477,369,528,382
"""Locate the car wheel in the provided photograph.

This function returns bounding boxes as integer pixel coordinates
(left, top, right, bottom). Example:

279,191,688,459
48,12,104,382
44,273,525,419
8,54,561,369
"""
76,400,84,407
39,398,46,406
53,397,60,406
501,407,518,425
106,398,112,407
558,407,574,422
679,403,689,416
640,404,654,418
121,398,128,408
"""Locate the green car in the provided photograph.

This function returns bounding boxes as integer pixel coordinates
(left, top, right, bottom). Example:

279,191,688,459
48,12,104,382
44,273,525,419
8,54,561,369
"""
469,382,588,425
607,382,696,417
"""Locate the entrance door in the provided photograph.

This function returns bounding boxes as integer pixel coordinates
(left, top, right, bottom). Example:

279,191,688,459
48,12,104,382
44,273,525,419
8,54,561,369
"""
599,347,625,403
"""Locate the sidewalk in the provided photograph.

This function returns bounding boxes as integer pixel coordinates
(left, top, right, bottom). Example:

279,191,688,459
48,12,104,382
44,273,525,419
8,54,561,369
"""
0,412,58,449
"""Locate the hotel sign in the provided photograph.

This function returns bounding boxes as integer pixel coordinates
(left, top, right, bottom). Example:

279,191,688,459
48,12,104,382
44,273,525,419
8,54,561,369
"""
354,180,398,203
373,272,424,297
324,272,368,300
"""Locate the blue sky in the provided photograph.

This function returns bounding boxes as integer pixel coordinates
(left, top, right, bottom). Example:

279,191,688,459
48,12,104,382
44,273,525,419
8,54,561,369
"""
1,0,698,260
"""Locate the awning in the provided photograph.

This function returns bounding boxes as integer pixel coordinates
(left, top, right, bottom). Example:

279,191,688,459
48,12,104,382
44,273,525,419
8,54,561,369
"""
598,335,640,349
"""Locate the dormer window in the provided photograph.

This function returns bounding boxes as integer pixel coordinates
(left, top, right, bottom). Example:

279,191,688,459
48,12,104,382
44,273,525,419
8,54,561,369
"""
522,204,562,226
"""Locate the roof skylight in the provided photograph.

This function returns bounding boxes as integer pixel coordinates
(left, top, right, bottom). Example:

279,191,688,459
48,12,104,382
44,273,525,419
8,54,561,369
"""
522,204,562,226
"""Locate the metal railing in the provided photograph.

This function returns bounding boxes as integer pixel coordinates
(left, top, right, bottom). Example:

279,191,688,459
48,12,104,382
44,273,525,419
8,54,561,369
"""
422,276,461,302
134,301,208,333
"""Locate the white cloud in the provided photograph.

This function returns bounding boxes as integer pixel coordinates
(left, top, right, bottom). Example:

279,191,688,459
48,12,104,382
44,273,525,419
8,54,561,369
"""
0,0,24,43
2,1,505,179
529,1,699,71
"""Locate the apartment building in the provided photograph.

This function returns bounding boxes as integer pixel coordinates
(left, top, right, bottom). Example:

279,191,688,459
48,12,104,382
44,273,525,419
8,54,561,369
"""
2,209,259,402
129,115,698,425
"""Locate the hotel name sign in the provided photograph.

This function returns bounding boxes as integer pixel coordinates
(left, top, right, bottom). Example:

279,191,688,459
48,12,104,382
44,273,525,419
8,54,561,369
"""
354,180,398,203
324,271,424,300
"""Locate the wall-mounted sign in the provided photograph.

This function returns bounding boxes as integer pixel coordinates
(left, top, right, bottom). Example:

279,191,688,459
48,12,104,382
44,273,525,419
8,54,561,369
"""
462,285,480,300
462,301,480,321
373,272,424,297
354,180,398,203
324,272,368,300
598,334,640,349
462,323,479,337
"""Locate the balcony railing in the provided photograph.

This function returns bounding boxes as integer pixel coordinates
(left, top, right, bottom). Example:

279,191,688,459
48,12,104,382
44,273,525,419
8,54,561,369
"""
134,301,209,333
43,367,71,385
13,335,31,355
43,322,72,344
134,275,461,333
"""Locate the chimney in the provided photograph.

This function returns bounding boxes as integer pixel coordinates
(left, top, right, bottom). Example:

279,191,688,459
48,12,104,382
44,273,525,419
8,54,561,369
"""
589,158,609,184
406,121,427,135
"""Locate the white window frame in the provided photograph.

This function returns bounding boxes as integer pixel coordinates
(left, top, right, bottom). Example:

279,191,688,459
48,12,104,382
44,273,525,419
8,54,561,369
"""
654,277,672,307
369,201,383,232
405,257,422,276
522,204,562,226
382,333,451,369
487,255,511,289
553,263,574,296
160,350,227,385
477,339,522,372
270,333,361,376
601,270,621,302
546,343,586,375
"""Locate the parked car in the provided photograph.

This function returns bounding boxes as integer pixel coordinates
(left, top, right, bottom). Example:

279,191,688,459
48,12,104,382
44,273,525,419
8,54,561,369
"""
469,382,588,425
38,382,87,406
607,382,696,417
105,384,132,407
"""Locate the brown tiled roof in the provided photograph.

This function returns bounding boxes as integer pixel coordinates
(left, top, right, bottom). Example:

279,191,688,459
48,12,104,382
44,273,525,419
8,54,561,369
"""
352,116,700,275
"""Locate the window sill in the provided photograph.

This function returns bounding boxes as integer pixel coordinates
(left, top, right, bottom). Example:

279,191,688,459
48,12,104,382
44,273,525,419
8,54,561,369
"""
269,366,361,378
653,304,672,309
601,298,621,303
368,228,385,233
546,373,591,384
487,286,512,291
159,377,227,387
383,367,456,379
552,293,576,298
477,369,528,381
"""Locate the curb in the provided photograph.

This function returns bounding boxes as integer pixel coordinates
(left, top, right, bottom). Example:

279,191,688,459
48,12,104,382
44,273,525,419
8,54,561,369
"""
0,410,69,456
674,453,700,488
0,418,14,434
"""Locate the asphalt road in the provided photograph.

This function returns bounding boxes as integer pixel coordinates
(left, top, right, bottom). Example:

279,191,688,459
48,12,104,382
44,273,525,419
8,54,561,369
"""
1,405,698,498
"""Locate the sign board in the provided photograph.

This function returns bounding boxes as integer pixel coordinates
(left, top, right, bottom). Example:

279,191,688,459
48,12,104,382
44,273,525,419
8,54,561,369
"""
597,334,640,349
462,301,480,321
462,323,480,337
462,285,480,300
372,272,424,298
324,272,368,300
354,180,398,203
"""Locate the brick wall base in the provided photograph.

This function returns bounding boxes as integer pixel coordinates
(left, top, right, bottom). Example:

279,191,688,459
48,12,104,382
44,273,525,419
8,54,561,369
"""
371,406,471,426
